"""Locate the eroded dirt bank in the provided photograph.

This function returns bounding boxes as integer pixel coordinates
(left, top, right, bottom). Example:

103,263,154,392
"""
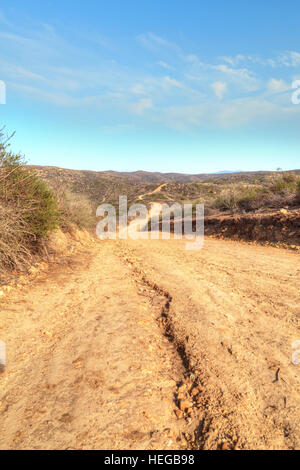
0,237,299,449
203,208,300,247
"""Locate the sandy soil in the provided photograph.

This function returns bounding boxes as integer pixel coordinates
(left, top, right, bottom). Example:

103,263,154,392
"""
0,237,299,449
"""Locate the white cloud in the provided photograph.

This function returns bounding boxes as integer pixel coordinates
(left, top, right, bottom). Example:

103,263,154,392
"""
187,61,258,92
157,60,172,70
220,54,245,66
211,81,227,99
152,97,300,131
0,61,46,82
130,84,146,95
279,51,300,67
267,78,290,94
9,82,87,106
1,19,299,132
212,64,253,81
183,54,201,64
137,33,179,53
131,98,152,115
217,51,300,69
164,76,184,88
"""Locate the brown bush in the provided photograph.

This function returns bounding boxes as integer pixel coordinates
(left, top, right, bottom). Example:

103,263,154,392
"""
0,203,32,271
50,183,95,231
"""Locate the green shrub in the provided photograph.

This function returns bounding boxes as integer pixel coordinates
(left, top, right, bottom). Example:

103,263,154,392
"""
215,186,265,213
271,180,296,194
270,172,298,194
0,128,59,270
282,172,297,184
0,156,59,238
215,188,239,213
237,188,260,211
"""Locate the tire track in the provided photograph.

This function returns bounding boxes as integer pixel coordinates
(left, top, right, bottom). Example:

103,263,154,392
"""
117,244,216,449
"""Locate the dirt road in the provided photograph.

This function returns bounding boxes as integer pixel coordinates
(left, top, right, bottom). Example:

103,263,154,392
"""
0,237,299,449
138,183,167,201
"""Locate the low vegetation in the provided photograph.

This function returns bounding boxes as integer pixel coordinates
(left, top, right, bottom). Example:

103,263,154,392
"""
214,172,300,214
144,172,300,215
53,186,95,230
0,128,95,273
0,129,60,271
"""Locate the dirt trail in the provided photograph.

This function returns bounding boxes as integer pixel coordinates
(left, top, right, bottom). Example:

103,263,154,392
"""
138,183,167,201
0,237,299,449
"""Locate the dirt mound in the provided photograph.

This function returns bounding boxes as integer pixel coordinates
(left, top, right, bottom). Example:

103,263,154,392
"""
47,227,94,255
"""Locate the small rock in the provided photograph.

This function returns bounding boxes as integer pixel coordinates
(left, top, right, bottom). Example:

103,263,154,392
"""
42,331,52,338
175,410,184,419
179,399,193,411
29,266,38,275
221,442,232,450
2,286,12,293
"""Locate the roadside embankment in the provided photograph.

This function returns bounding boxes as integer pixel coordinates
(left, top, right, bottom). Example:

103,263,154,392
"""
203,208,300,247
0,227,96,297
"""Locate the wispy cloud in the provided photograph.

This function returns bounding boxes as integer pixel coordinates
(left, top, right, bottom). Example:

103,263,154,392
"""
267,78,290,94
211,81,227,99
157,60,172,70
163,76,184,88
0,16,299,130
278,51,300,67
219,51,300,69
131,98,152,115
137,32,180,53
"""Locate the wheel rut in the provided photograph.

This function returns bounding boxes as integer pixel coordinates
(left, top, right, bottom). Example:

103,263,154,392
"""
117,244,215,450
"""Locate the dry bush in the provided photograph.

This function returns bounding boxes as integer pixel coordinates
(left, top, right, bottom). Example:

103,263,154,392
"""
214,187,246,213
50,183,95,231
214,175,300,213
0,128,59,271
262,190,296,209
0,203,32,271
261,172,300,208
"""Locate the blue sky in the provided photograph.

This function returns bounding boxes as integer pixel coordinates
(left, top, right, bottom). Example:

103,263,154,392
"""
0,0,299,173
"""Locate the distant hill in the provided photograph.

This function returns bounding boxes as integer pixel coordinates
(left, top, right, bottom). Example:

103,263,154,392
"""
28,165,300,208
103,169,271,183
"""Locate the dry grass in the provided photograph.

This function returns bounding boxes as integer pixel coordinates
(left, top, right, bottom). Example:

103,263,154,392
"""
54,186,95,231
0,203,32,271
